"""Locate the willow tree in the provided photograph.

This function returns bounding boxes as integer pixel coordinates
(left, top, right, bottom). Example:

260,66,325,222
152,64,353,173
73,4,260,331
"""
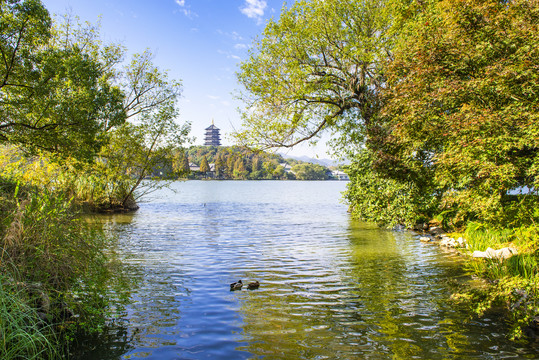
235,0,391,151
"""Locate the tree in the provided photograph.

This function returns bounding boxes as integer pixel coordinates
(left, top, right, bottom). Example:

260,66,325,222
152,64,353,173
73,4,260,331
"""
0,1,126,159
122,50,181,121
380,0,539,226
233,158,247,179
84,100,190,210
235,0,392,152
291,163,329,180
252,156,261,172
200,155,210,175
235,0,411,224
272,165,286,179
226,156,235,177
171,149,190,177
181,152,190,175
214,154,225,178
262,161,276,179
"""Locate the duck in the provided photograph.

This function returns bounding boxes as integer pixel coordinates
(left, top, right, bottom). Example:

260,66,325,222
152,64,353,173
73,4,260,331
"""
230,280,243,291
247,281,260,290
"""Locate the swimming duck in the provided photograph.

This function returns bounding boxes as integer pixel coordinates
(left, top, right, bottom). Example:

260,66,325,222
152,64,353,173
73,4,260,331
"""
247,281,260,290
230,280,243,291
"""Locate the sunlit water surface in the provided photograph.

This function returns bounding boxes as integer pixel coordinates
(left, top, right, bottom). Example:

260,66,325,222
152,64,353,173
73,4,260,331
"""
76,181,537,359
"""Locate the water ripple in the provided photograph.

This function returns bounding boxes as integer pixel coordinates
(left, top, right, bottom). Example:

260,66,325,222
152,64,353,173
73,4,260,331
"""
74,181,537,360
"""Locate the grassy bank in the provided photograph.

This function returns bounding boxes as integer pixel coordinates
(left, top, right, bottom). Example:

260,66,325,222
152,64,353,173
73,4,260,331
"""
449,222,539,340
0,176,130,358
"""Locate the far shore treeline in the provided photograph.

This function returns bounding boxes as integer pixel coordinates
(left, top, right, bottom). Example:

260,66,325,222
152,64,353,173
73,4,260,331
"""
158,145,338,180
0,0,538,358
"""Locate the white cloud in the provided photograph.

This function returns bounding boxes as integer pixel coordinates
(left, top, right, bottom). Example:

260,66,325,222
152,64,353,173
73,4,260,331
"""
208,95,220,100
217,49,242,61
240,0,267,22
174,0,198,18
234,43,249,50
217,30,243,41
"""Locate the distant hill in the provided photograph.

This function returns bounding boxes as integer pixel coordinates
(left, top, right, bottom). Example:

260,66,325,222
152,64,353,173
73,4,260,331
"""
278,153,347,168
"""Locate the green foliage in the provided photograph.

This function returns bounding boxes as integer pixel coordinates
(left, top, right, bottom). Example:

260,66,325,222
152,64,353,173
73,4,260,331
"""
0,177,130,337
0,45,191,211
171,150,190,177
0,1,126,159
237,0,539,229
233,157,247,179
200,155,210,174
184,145,333,180
186,145,301,180
452,222,539,339
464,222,513,253
90,100,190,210
0,0,179,355
464,223,539,281
345,149,438,228
0,275,59,360
235,0,391,151
382,0,539,226
2,2,190,210
290,163,328,180
452,276,538,340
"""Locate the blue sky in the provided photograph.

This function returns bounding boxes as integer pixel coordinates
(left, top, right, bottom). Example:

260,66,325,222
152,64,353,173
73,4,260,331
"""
40,0,330,158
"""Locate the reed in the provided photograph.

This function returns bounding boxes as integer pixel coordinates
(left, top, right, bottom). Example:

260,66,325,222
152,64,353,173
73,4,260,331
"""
1,175,131,349
0,276,59,359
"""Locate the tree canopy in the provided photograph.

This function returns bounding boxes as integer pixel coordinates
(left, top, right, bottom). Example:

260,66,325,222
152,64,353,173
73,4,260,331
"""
380,0,539,225
0,0,190,210
0,0,126,159
235,0,391,152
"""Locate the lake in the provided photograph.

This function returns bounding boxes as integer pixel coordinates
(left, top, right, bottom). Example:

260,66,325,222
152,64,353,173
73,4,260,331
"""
75,181,537,359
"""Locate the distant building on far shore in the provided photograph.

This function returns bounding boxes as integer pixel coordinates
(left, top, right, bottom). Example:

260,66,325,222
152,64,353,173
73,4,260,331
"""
331,170,349,181
204,120,221,146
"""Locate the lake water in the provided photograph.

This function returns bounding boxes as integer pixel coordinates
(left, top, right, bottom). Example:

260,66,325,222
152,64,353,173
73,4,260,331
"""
76,181,537,359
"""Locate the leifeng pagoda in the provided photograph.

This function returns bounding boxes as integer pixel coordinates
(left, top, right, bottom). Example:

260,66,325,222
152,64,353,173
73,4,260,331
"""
204,120,221,146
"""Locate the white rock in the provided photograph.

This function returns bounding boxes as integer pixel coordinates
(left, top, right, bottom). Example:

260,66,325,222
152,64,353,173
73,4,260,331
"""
472,247,518,260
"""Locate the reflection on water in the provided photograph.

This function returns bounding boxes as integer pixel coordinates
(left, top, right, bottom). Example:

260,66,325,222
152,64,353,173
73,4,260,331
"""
76,181,537,359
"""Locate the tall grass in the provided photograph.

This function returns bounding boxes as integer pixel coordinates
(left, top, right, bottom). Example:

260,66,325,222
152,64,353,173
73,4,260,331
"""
464,222,513,252
453,221,539,339
464,222,538,281
1,175,132,353
0,276,59,359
